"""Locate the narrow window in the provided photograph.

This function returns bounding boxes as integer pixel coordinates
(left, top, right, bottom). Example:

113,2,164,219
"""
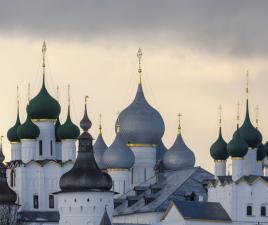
112,181,114,191
50,140,53,156
49,195,54,209
39,140,43,156
123,181,126,194
261,206,266,216
144,168,146,181
33,195,39,209
247,205,252,216
10,170,15,187
131,168,134,184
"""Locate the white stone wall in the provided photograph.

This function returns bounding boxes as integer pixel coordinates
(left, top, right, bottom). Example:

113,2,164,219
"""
243,148,258,176
108,169,131,196
35,121,56,160
11,143,21,161
55,142,62,161
113,212,163,224
21,140,36,163
58,191,113,225
61,140,76,162
130,146,156,187
214,161,226,177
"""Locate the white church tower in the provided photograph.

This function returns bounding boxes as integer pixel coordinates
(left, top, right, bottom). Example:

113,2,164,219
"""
57,99,114,225
117,49,165,187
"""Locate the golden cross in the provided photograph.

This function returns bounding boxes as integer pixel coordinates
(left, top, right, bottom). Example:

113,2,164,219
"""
99,113,102,134
246,70,249,99
42,41,47,74
177,113,182,134
256,105,259,128
237,102,240,126
56,85,60,101
27,83,31,103
85,95,89,105
137,48,143,84
218,105,222,127
68,84,71,107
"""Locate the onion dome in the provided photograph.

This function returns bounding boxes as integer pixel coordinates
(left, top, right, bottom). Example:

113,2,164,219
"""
256,143,266,161
17,113,40,140
117,49,164,145
227,126,248,158
102,123,135,169
59,101,112,191
156,140,167,162
163,117,195,170
264,142,268,157
237,100,262,148
7,109,21,143
210,127,229,161
55,117,61,142
0,143,17,203
57,107,80,140
93,117,108,170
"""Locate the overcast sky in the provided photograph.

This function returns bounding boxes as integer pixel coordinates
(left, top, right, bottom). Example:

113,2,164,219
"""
0,1,268,172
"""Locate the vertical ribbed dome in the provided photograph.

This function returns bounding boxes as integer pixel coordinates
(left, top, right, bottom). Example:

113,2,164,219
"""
163,129,195,170
0,145,17,203
237,100,262,148
210,127,229,161
93,131,108,170
7,109,21,143
227,126,248,158
118,83,165,145
17,113,40,140
59,102,112,191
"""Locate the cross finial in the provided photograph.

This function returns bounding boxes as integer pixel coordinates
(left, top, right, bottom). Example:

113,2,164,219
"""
177,113,182,134
137,48,143,84
218,105,222,127
246,70,249,99
85,95,89,106
99,113,102,134
255,105,259,128
0,136,3,147
27,83,31,103
16,85,20,110
68,84,71,108
56,85,60,101
237,101,240,127
116,111,120,133
42,41,47,75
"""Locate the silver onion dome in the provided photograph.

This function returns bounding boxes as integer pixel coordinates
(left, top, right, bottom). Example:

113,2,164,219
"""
156,139,167,162
117,83,165,145
102,125,135,169
93,119,108,170
163,117,195,170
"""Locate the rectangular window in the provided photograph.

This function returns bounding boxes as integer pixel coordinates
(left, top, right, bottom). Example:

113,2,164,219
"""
261,206,266,216
131,168,134,184
33,195,39,209
144,168,146,182
49,195,54,209
39,141,43,156
50,141,53,156
247,205,252,216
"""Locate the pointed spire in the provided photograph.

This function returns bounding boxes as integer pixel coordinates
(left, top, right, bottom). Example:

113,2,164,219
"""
42,41,47,84
255,105,259,129
80,96,92,131
116,114,120,133
0,136,4,162
56,85,60,102
177,113,182,135
67,84,71,112
99,113,103,134
137,48,143,84
246,70,249,100
237,101,240,128
218,105,223,136
27,83,31,103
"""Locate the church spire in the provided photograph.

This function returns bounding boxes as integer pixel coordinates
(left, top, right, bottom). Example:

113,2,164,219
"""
255,105,259,129
42,41,47,85
177,113,182,135
137,48,143,84
236,101,240,128
99,113,103,134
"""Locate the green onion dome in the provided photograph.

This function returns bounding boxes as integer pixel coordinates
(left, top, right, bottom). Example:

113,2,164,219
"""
7,110,21,143
236,100,262,148
227,127,248,158
55,117,61,142
17,113,40,139
28,76,61,120
256,143,266,161
263,141,268,157
57,107,80,140
210,127,229,161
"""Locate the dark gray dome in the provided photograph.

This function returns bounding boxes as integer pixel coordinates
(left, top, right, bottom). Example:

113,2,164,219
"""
102,131,135,169
156,140,167,162
59,104,112,192
163,132,195,170
118,83,165,145
93,132,108,170
0,145,17,203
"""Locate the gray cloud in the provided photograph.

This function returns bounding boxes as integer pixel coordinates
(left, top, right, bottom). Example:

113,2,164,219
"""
0,0,268,57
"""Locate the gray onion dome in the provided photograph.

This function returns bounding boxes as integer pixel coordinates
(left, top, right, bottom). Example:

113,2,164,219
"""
59,102,112,191
117,83,165,145
163,126,195,170
93,126,108,170
102,124,135,169
156,140,167,162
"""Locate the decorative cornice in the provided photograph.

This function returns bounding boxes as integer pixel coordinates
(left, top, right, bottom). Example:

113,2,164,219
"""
127,143,156,148
61,139,77,142
231,157,244,160
10,141,20,144
214,160,226,163
32,119,56,123
108,168,129,172
20,139,36,141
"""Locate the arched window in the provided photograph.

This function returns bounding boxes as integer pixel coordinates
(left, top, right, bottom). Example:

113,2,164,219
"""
131,168,134,184
261,206,266,217
39,140,43,156
33,195,39,209
10,170,15,187
49,195,54,209
247,205,253,216
50,140,53,156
